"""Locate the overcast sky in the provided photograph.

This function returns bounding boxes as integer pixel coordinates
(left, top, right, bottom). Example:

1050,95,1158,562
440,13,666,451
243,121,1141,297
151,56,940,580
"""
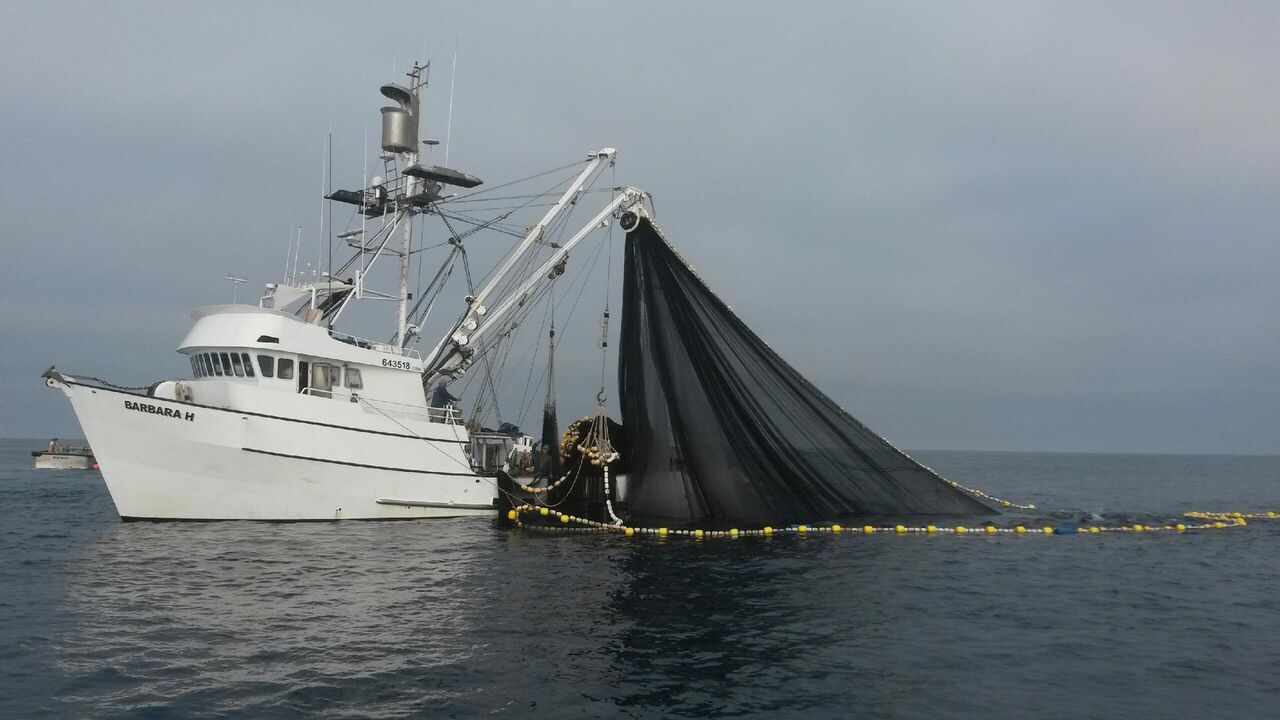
1,1,1276,454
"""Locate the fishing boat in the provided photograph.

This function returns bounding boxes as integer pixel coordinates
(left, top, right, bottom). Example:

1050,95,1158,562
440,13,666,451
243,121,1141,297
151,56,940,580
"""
45,61,650,521
45,58,990,526
31,441,95,470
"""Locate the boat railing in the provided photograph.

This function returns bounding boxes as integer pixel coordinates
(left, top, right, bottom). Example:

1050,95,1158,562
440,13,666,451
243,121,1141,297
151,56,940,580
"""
329,331,422,359
300,388,462,425
361,395,463,425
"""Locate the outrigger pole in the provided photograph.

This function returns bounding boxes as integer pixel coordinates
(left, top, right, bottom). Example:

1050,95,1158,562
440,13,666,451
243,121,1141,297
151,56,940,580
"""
419,148,648,379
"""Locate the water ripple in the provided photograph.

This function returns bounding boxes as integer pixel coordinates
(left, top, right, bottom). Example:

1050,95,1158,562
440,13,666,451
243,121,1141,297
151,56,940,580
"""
3,444,1280,718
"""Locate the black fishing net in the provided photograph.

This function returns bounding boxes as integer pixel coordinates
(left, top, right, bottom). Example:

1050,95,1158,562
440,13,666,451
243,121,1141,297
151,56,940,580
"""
618,217,995,525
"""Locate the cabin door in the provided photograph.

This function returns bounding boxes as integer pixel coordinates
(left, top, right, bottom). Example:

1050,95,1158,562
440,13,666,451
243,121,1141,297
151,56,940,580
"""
310,364,334,399
298,361,310,394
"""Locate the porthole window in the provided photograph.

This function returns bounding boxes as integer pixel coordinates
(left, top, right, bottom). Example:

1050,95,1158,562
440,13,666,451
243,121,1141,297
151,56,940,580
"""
240,353,255,377
345,367,363,389
230,353,245,377
258,355,275,378
278,358,294,380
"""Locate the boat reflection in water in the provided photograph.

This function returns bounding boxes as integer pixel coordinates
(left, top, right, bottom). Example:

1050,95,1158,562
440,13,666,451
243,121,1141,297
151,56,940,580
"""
55,519,490,714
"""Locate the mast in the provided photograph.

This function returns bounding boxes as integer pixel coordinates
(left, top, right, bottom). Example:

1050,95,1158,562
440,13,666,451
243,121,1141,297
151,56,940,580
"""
398,167,414,344
322,60,487,344
395,63,426,346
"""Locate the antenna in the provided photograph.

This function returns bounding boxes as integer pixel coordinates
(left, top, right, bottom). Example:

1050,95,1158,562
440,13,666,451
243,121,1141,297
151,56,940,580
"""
327,131,333,303
445,40,458,166
318,136,326,281
283,225,293,282
362,120,368,278
292,226,301,282
225,275,248,304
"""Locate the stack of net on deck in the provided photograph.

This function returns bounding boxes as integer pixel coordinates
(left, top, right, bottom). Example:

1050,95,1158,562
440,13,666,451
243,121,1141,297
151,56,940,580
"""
618,217,993,525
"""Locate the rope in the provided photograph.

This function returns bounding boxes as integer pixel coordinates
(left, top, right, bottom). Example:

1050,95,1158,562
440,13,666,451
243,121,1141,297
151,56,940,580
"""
508,505,1267,539
1185,511,1279,522
514,473,572,495
945,479,1037,511
354,396,473,472
602,464,623,525
79,376,151,393
441,158,587,203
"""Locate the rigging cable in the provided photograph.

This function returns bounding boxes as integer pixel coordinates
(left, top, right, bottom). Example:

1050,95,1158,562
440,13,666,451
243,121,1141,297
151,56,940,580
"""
443,158,588,203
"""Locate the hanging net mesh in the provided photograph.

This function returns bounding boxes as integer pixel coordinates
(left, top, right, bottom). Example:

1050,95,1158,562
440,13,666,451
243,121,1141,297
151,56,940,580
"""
618,217,995,525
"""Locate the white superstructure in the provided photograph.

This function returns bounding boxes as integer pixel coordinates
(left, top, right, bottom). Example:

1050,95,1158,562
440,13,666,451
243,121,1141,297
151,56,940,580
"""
45,61,649,520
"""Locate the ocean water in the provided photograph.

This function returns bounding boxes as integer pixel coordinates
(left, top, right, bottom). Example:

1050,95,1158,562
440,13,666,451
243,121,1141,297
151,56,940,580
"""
2,438,1279,719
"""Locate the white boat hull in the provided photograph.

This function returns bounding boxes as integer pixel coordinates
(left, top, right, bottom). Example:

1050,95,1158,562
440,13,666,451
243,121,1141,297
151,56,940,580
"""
49,376,498,521
33,452,95,470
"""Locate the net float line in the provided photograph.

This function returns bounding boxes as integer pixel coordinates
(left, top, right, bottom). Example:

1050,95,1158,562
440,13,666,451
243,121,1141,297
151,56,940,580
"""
507,504,1264,539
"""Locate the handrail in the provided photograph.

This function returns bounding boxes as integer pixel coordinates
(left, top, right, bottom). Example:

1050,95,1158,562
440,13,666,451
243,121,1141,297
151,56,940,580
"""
329,331,422,359
298,387,461,424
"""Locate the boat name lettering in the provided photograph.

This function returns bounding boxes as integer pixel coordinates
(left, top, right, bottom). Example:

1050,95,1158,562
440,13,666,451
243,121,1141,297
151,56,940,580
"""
124,400,195,422
382,359,413,370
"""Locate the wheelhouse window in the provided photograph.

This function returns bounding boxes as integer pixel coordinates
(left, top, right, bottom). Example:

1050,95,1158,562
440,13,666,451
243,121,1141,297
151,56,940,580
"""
210,353,224,376
229,353,245,377
277,358,294,380
240,353,255,377
258,355,275,378
190,356,199,377
345,367,363,389
197,354,209,377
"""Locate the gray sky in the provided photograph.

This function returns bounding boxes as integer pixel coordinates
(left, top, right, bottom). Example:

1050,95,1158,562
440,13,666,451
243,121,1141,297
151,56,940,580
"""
1,1,1276,454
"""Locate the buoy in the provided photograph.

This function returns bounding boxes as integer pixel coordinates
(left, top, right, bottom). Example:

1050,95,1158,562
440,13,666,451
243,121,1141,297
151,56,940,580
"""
798,525,808,533
926,525,937,534
985,526,997,535
560,514,570,524
763,526,773,535
894,525,906,534
625,527,635,536
862,525,874,534
539,507,549,516
1042,527,1053,535
694,529,704,539
730,528,740,538
658,527,669,536
1015,526,1026,534
1089,526,1100,534
506,509,517,521
956,526,967,534
832,524,842,533
1133,524,1144,532
1175,524,1186,533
